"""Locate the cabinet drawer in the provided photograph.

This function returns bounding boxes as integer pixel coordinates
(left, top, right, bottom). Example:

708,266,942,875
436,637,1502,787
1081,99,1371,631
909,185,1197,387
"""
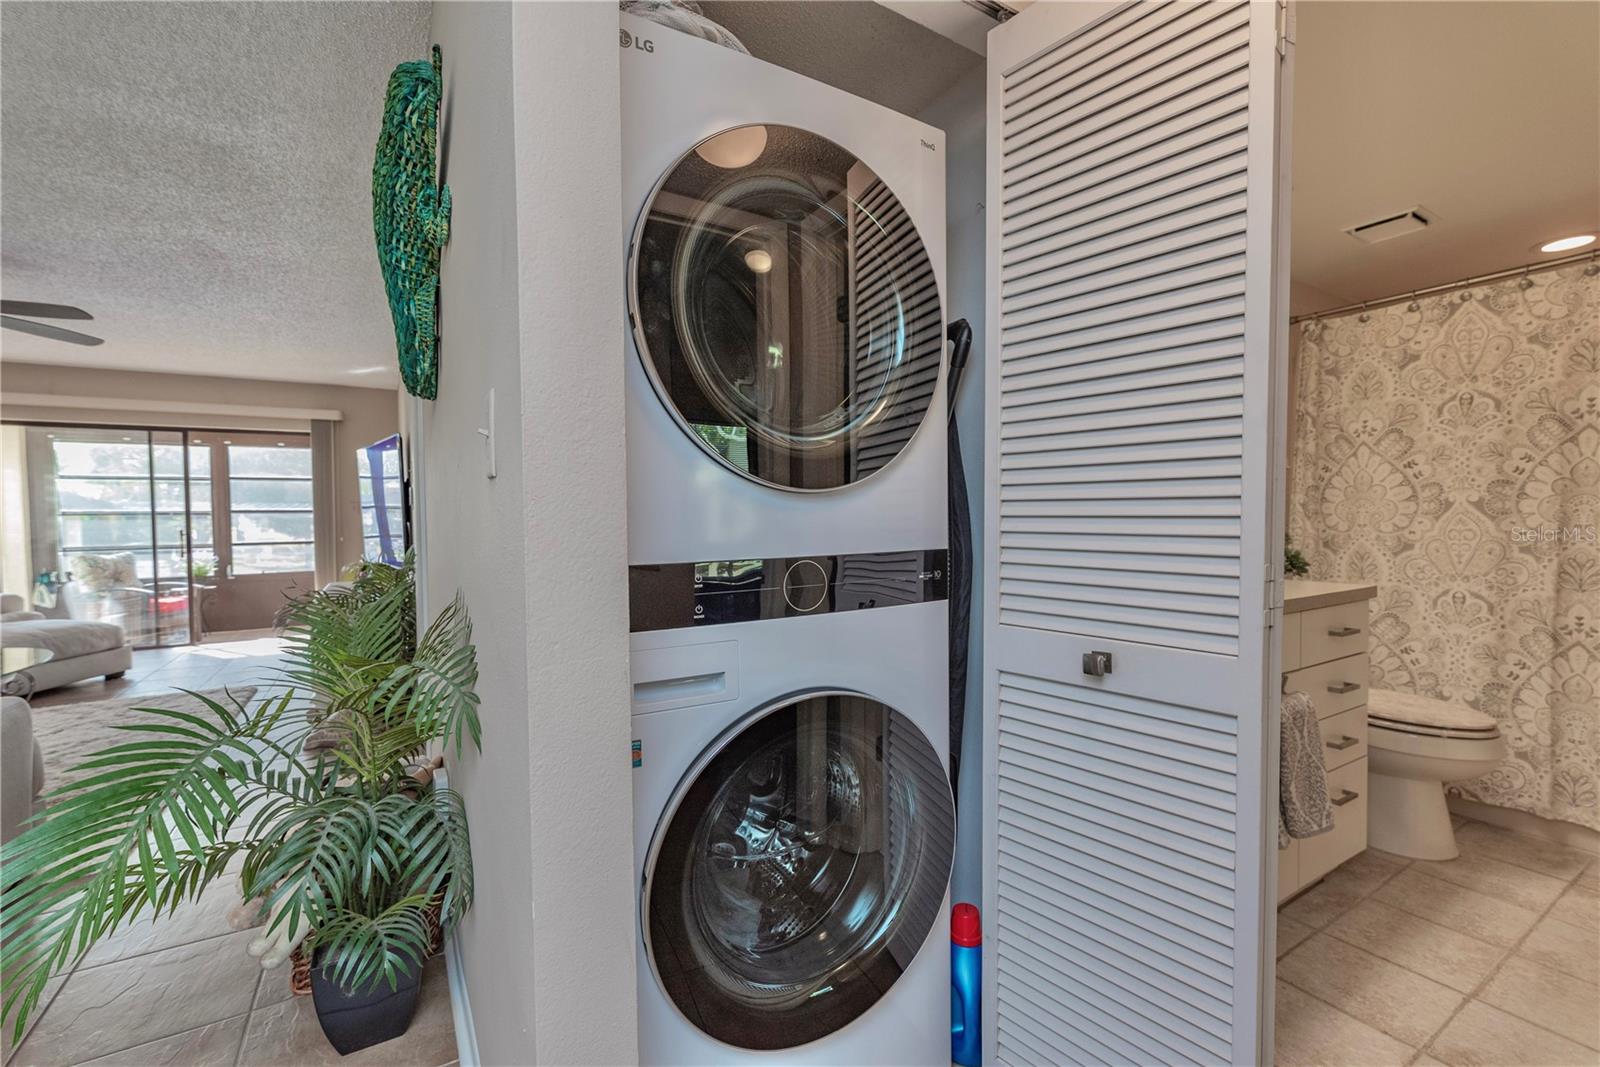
1280,612,1303,672
1285,653,1369,718
1300,600,1370,665
1319,705,1368,771
1299,758,1367,885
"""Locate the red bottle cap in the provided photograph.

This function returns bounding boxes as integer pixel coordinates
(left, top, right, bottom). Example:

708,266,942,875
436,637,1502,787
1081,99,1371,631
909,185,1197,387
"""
951,903,982,947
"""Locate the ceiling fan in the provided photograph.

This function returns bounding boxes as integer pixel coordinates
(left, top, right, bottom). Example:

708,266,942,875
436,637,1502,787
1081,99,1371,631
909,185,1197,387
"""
1,300,104,346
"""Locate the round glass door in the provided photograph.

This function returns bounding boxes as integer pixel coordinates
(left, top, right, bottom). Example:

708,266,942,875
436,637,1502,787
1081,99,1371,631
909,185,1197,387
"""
630,125,943,491
644,692,954,1050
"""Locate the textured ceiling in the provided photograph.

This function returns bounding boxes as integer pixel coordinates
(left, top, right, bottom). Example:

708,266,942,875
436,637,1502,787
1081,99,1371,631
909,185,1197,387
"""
0,1,429,386
1290,1,1600,316
698,1,982,118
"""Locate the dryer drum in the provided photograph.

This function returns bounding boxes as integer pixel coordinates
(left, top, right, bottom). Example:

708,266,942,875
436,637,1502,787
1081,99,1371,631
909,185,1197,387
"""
631,124,944,492
644,692,954,1050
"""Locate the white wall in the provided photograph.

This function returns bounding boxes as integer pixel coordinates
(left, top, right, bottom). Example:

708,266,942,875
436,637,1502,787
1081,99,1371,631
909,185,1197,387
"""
918,64,986,909
418,3,637,1063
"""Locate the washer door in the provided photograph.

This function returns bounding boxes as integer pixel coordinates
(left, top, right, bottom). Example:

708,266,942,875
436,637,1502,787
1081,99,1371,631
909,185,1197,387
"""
630,124,943,491
644,692,954,1050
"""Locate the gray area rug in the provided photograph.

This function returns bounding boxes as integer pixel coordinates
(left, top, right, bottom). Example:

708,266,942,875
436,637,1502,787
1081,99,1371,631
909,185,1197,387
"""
31,687,257,794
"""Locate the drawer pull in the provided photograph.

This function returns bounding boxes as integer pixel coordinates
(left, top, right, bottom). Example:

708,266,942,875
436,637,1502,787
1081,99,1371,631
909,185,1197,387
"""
1326,735,1360,751
1327,681,1361,694
1328,626,1362,637
1330,788,1360,807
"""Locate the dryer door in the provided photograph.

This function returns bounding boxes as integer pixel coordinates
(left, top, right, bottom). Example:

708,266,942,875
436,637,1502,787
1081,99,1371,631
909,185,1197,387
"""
630,125,942,491
643,691,954,1050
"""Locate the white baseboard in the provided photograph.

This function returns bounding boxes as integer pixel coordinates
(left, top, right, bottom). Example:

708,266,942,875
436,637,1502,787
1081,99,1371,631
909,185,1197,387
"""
434,765,480,1067
1448,796,1600,855
445,926,480,1067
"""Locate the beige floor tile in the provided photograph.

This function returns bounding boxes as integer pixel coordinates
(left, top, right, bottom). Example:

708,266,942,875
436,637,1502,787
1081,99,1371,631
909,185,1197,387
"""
1415,852,1571,913
1576,862,1600,893
1455,822,1594,881
236,956,456,1067
1412,1055,1449,1067
1282,850,1408,929
1328,899,1505,994
253,965,299,1010
1374,868,1540,948
71,1014,248,1066
1279,934,1464,1048
1428,1000,1598,1067
1549,881,1600,932
1478,955,1600,1050
82,875,260,968
1274,980,1414,1067
1517,914,1600,986
1,975,67,1066
1279,914,1315,958
11,928,261,1067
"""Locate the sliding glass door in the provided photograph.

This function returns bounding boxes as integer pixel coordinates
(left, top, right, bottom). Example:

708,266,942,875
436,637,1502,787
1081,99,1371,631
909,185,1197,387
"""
20,426,194,647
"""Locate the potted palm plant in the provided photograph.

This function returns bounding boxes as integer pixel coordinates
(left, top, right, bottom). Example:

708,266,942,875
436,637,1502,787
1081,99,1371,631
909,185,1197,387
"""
0,555,479,1055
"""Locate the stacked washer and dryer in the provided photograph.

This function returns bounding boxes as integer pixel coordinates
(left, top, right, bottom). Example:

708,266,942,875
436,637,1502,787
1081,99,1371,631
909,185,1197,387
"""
620,12,955,1065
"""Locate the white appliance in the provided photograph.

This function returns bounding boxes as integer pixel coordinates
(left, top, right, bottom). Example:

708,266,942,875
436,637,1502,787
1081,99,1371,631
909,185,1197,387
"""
620,11,947,566
621,16,953,1062
630,603,954,1065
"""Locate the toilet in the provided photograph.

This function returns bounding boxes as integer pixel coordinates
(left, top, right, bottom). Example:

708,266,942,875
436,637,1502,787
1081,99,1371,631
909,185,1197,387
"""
1366,689,1507,860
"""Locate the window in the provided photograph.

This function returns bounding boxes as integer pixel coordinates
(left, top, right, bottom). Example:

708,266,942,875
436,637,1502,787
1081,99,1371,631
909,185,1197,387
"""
228,443,314,574
52,434,203,583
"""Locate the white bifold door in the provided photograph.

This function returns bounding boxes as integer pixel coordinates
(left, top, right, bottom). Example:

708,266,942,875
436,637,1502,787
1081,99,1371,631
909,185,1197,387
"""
983,1,1291,1064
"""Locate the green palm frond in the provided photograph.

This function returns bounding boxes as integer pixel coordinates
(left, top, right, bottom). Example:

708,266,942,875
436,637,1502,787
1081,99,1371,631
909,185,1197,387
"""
374,591,480,754
0,690,309,1038
310,895,435,995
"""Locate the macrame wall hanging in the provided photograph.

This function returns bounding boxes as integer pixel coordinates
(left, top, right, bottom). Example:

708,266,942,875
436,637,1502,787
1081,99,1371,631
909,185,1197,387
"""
373,45,451,400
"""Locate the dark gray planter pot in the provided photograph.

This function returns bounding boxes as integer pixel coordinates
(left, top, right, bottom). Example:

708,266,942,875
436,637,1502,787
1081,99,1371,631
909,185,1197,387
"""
310,950,424,1055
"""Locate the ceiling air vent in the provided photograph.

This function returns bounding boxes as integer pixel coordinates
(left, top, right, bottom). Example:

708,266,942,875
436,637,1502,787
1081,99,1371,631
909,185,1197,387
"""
1344,208,1431,245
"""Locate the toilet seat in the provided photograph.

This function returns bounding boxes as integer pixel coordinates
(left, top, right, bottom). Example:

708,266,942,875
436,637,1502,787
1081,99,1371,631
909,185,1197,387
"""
1368,688,1500,739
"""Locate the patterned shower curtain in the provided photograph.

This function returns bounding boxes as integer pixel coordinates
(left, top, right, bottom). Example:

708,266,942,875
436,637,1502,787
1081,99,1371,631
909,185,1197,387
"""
1289,262,1599,830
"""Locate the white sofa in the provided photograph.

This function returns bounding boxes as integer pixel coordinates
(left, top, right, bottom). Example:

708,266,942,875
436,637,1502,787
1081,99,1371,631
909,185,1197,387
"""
2,696,45,844
2,593,134,693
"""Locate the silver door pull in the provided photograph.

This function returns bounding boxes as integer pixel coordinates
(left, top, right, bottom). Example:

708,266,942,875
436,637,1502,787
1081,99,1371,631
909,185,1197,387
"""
1326,735,1359,750
1082,650,1113,677
1330,789,1360,806
1327,681,1361,694
1328,626,1361,637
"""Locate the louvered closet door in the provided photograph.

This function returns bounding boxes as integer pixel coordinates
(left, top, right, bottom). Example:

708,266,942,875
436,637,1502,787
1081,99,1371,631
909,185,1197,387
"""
983,2,1290,1064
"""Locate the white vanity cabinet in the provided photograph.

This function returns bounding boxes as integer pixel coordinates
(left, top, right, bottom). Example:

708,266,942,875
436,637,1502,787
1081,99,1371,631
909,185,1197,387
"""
1278,581,1377,903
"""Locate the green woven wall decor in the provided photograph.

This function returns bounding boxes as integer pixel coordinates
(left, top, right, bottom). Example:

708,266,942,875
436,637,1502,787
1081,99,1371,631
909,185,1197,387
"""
373,45,451,400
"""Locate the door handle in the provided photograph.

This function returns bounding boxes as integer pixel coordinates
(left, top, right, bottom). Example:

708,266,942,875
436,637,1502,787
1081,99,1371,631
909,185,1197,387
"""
1327,681,1360,694
1082,650,1113,677
1326,735,1359,750
1327,626,1361,637
1330,789,1360,806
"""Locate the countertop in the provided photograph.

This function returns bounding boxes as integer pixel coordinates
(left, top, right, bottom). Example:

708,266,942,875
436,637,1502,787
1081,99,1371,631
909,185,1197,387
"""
1283,579,1377,613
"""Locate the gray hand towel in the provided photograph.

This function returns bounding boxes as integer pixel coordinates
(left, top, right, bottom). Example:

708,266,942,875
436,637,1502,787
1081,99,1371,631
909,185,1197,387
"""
1280,690,1334,848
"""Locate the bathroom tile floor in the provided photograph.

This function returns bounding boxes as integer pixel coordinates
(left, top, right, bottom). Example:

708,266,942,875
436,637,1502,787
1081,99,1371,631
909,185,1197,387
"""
5,635,459,1067
1277,818,1600,1067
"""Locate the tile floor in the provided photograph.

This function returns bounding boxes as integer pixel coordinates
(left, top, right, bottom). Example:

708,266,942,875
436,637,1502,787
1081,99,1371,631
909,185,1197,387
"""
6,634,459,1067
1277,817,1600,1067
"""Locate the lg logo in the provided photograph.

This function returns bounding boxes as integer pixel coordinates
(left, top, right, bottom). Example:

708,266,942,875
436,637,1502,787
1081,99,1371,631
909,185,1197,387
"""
619,28,654,53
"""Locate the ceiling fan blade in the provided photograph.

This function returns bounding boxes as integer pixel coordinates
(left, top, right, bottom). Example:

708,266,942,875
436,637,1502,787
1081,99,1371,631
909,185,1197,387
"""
0,300,92,320
1,315,104,346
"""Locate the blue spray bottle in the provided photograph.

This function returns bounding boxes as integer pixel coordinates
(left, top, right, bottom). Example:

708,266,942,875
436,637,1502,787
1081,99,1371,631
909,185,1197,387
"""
951,903,981,1066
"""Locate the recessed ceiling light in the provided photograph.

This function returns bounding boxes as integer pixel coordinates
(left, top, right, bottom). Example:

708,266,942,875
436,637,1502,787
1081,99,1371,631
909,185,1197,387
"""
696,125,767,169
744,248,773,274
1540,234,1595,253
